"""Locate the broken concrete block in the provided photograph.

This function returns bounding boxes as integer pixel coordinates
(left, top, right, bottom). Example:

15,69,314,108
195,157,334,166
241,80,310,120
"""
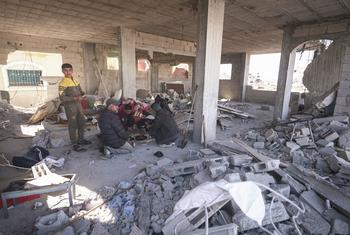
331,219,350,235
199,148,216,157
286,141,300,153
313,116,349,125
224,173,241,183
266,141,280,151
244,172,276,186
157,158,174,167
264,129,278,142
329,120,348,133
316,158,332,173
256,135,266,142
249,159,280,173
209,162,227,178
300,127,311,136
164,160,204,177
325,131,339,142
193,171,212,185
227,154,252,166
73,219,91,234
253,141,265,149
270,184,290,198
204,156,229,167
316,139,333,147
246,131,258,141
300,190,326,214
337,150,350,161
338,130,350,150
319,147,337,156
295,136,312,146
277,169,306,194
325,155,342,172
291,150,308,166
232,200,289,232
297,205,331,235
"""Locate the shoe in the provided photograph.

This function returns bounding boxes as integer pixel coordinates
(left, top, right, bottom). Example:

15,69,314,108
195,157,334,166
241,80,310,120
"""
77,139,91,145
103,146,112,159
73,144,86,152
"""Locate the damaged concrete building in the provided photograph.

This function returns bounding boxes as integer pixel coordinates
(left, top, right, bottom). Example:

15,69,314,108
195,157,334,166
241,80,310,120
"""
1,0,350,234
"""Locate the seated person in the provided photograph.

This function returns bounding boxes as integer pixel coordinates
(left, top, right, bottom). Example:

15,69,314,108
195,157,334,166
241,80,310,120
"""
155,95,172,114
98,98,133,156
150,102,179,145
118,98,151,129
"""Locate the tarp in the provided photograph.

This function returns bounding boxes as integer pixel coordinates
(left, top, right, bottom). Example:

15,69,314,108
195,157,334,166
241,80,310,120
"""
168,180,265,226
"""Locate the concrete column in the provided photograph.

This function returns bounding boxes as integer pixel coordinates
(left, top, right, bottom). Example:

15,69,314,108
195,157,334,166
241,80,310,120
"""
193,0,225,143
82,43,97,94
118,27,136,99
273,26,296,121
150,62,159,92
240,53,250,102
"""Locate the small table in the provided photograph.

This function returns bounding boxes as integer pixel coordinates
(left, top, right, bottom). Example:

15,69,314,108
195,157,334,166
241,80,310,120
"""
1,174,76,218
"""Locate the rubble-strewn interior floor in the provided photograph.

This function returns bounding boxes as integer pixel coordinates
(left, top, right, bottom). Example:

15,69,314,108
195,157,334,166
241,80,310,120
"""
2,101,350,235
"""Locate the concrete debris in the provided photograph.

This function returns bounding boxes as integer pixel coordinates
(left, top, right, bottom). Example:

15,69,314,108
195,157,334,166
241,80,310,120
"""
227,154,252,166
338,130,350,150
331,219,350,235
73,219,91,234
209,162,227,178
232,200,289,232
253,141,265,149
164,159,204,177
244,172,276,187
286,141,300,153
224,173,241,183
90,223,111,235
199,148,216,157
264,129,278,142
25,113,350,235
54,226,75,235
35,210,69,235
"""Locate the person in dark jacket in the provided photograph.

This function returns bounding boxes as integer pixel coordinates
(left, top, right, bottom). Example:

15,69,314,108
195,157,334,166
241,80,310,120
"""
150,102,179,145
98,98,132,157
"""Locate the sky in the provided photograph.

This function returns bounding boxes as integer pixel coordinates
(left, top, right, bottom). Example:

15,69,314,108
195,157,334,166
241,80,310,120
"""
249,50,315,84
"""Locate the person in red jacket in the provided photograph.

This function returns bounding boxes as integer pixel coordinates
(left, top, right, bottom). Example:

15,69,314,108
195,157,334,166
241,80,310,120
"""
118,98,151,129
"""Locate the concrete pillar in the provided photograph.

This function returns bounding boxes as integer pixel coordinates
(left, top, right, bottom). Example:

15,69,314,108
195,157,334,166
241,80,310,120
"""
118,27,136,99
273,26,296,121
240,53,250,102
150,62,159,92
193,0,225,143
82,43,97,94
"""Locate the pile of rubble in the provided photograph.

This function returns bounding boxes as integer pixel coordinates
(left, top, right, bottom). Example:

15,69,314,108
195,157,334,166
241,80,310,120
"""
246,115,350,185
35,126,350,234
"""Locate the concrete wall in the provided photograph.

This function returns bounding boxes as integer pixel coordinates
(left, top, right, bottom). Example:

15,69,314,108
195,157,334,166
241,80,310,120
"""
303,42,344,96
0,32,84,107
335,37,350,115
218,53,245,100
158,63,193,93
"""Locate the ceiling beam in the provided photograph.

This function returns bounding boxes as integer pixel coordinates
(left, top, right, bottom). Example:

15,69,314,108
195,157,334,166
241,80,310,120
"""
337,0,350,13
296,0,323,20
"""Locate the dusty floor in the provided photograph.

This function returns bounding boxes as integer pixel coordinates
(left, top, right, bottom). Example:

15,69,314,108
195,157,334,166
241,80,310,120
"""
0,102,272,234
